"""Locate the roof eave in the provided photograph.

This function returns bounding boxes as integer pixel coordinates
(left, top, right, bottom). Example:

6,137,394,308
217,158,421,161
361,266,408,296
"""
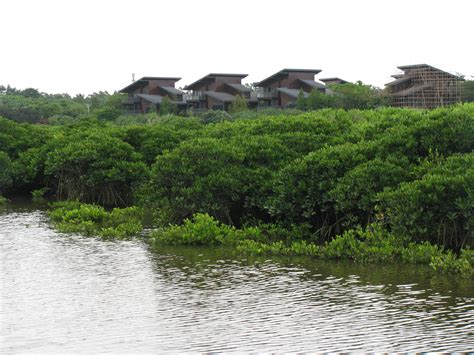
256,68,322,87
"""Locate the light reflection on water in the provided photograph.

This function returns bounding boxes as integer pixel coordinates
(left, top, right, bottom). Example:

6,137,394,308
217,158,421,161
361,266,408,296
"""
1,204,473,352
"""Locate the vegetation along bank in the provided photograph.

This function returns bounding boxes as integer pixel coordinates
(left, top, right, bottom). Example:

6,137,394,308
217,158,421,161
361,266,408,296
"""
1,99,473,276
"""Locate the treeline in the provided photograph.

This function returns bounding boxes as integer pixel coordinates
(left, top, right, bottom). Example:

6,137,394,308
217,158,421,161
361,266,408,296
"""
1,105,473,255
0,85,123,124
296,82,387,110
2,80,474,125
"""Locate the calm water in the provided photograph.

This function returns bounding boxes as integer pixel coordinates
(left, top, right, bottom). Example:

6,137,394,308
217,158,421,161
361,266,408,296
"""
1,201,473,353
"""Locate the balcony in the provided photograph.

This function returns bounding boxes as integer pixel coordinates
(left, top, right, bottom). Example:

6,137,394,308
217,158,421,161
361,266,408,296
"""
184,92,206,101
122,96,141,105
256,88,279,99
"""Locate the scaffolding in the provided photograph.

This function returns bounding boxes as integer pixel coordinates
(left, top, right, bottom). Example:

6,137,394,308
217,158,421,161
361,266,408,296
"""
387,64,463,109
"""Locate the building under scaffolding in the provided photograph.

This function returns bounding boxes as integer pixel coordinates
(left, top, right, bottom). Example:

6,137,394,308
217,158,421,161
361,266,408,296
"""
386,64,463,109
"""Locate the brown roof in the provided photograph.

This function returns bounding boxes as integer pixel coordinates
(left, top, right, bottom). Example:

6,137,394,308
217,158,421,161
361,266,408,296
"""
137,94,184,104
319,77,349,84
298,79,326,90
137,94,164,104
390,83,432,97
184,73,248,90
204,91,237,102
119,76,181,93
225,83,252,93
255,68,322,87
397,64,460,78
277,88,309,99
385,75,412,87
158,86,184,95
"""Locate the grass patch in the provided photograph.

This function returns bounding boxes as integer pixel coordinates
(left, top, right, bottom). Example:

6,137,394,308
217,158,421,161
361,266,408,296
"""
48,201,143,239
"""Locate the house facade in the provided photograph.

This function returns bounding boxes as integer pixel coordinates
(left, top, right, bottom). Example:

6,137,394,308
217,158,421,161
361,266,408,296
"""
183,73,257,111
119,76,186,113
385,64,463,109
255,69,326,107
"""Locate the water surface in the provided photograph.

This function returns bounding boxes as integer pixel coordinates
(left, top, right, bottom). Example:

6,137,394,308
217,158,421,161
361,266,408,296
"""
1,201,473,352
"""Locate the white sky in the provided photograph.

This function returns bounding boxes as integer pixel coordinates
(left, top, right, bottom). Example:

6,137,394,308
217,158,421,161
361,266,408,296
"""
1,0,473,95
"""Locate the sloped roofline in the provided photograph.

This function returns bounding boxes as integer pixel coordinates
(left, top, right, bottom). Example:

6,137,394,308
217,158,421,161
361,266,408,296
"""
255,68,322,87
397,64,460,78
119,76,181,93
184,73,248,90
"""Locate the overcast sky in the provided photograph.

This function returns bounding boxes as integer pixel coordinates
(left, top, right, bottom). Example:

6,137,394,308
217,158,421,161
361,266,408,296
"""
2,0,473,95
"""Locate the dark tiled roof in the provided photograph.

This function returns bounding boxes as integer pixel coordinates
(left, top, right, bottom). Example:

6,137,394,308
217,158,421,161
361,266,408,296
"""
204,91,236,102
119,76,181,93
225,83,251,92
385,75,412,87
137,94,163,104
277,88,309,99
397,64,460,78
159,86,184,95
391,83,432,97
184,73,248,90
298,79,326,90
140,76,181,81
256,68,322,87
319,77,349,84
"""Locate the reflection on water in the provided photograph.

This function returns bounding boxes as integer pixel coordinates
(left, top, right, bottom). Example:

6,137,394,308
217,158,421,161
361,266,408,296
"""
1,202,473,352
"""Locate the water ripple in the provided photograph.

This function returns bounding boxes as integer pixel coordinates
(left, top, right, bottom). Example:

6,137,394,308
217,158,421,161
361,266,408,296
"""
1,209,473,353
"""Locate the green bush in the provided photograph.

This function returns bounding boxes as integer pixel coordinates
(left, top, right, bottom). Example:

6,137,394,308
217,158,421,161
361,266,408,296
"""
0,151,13,193
430,249,473,276
31,187,49,199
379,153,474,250
199,110,232,124
322,224,402,263
229,95,248,114
150,213,235,246
329,158,411,226
400,242,443,264
44,131,148,206
148,138,246,224
48,201,143,239
269,141,377,237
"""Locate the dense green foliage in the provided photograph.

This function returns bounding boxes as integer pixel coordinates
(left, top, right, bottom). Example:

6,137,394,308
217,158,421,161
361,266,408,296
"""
1,102,473,273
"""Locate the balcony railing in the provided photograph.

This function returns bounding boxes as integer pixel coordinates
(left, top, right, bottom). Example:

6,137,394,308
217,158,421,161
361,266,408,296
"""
184,93,206,101
256,89,279,99
122,96,141,105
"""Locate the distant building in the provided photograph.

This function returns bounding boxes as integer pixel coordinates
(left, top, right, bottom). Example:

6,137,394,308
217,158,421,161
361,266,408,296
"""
255,69,326,107
386,64,463,109
320,77,349,85
184,73,257,111
119,77,186,113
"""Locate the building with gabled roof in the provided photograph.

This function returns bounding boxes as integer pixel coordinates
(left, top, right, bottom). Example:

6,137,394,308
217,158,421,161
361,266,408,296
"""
254,68,326,107
386,64,463,109
119,76,186,113
183,73,256,111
